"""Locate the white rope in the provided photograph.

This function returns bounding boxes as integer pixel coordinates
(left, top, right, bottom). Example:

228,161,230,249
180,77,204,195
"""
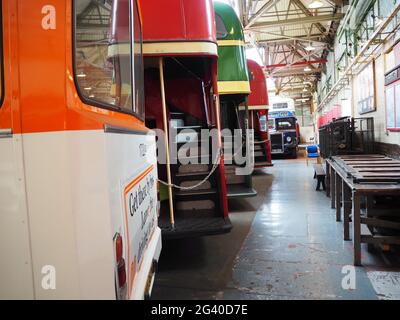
158,136,262,191
158,148,223,191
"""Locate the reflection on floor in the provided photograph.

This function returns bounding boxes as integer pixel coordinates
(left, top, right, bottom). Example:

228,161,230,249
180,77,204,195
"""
152,158,400,300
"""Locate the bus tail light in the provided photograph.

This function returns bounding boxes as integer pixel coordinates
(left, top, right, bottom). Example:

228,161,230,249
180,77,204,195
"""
114,233,127,300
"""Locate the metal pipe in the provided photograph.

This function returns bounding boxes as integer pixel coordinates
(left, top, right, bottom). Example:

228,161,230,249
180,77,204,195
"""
158,57,175,229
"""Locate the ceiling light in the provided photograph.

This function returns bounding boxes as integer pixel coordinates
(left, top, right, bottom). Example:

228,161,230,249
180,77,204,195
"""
304,66,312,72
309,0,324,9
305,45,315,51
77,73,86,78
84,87,92,91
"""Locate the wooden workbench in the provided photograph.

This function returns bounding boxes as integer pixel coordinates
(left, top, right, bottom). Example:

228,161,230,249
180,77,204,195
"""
326,155,400,266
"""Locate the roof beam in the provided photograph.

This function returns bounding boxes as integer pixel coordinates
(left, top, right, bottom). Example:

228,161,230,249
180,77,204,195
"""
269,69,323,78
291,0,327,35
245,0,278,29
247,13,344,29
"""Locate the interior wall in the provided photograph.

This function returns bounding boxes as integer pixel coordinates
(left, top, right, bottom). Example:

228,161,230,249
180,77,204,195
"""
353,47,400,146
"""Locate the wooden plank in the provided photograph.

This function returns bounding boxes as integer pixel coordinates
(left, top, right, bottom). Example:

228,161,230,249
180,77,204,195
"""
338,154,385,158
353,164,400,168
356,173,400,177
360,217,400,230
340,157,387,159
361,235,400,245
344,160,400,164
354,177,400,183
358,168,400,172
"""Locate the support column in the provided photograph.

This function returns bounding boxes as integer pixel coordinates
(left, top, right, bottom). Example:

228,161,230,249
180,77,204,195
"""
159,57,175,229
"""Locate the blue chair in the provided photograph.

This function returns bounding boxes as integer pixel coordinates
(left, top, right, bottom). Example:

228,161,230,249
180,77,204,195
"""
306,145,320,166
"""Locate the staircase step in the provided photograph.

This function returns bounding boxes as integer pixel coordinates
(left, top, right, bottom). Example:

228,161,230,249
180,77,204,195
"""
158,213,232,239
170,112,185,117
176,199,216,211
175,125,203,131
177,146,210,157
178,164,210,173
174,154,211,164
255,160,273,168
174,188,217,199
175,171,212,178
173,140,209,147
179,180,212,191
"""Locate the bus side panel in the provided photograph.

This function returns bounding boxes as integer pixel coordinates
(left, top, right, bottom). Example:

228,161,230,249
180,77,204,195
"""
105,131,161,300
0,135,35,299
22,130,115,299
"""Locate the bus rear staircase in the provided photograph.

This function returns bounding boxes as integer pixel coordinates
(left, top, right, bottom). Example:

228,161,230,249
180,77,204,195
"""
159,112,232,239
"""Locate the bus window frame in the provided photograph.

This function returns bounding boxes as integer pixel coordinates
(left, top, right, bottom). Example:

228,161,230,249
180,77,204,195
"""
0,4,4,108
215,14,228,40
72,0,145,121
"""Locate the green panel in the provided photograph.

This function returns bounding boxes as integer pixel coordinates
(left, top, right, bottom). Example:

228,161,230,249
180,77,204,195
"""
217,46,249,82
214,1,245,41
214,1,249,89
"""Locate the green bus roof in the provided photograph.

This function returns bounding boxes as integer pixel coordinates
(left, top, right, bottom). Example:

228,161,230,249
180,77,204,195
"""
214,1,245,41
214,1,250,95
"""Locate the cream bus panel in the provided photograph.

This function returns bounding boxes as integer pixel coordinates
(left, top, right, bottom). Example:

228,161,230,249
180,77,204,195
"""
0,135,35,299
19,129,160,299
22,131,113,299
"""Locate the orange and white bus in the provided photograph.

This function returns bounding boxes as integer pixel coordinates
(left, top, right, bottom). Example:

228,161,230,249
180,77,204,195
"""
0,0,161,299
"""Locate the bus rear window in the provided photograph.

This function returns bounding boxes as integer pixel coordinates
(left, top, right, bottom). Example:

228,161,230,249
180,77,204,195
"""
74,0,144,117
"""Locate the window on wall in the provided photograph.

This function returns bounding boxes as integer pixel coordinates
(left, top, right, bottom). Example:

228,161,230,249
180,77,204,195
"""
74,0,144,118
386,82,400,131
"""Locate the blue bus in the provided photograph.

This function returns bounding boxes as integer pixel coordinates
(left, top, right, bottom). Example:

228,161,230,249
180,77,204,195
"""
268,97,300,158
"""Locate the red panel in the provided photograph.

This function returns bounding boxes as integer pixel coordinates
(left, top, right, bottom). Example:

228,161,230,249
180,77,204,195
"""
247,59,268,107
141,0,216,43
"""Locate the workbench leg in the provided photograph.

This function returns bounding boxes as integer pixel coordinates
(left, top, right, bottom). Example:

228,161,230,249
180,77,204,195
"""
352,193,362,266
366,196,375,253
326,162,330,197
342,182,351,241
330,166,336,209
336,173,342,222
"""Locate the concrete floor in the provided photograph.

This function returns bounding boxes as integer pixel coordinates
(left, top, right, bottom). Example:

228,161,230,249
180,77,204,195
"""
152,159,400,300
